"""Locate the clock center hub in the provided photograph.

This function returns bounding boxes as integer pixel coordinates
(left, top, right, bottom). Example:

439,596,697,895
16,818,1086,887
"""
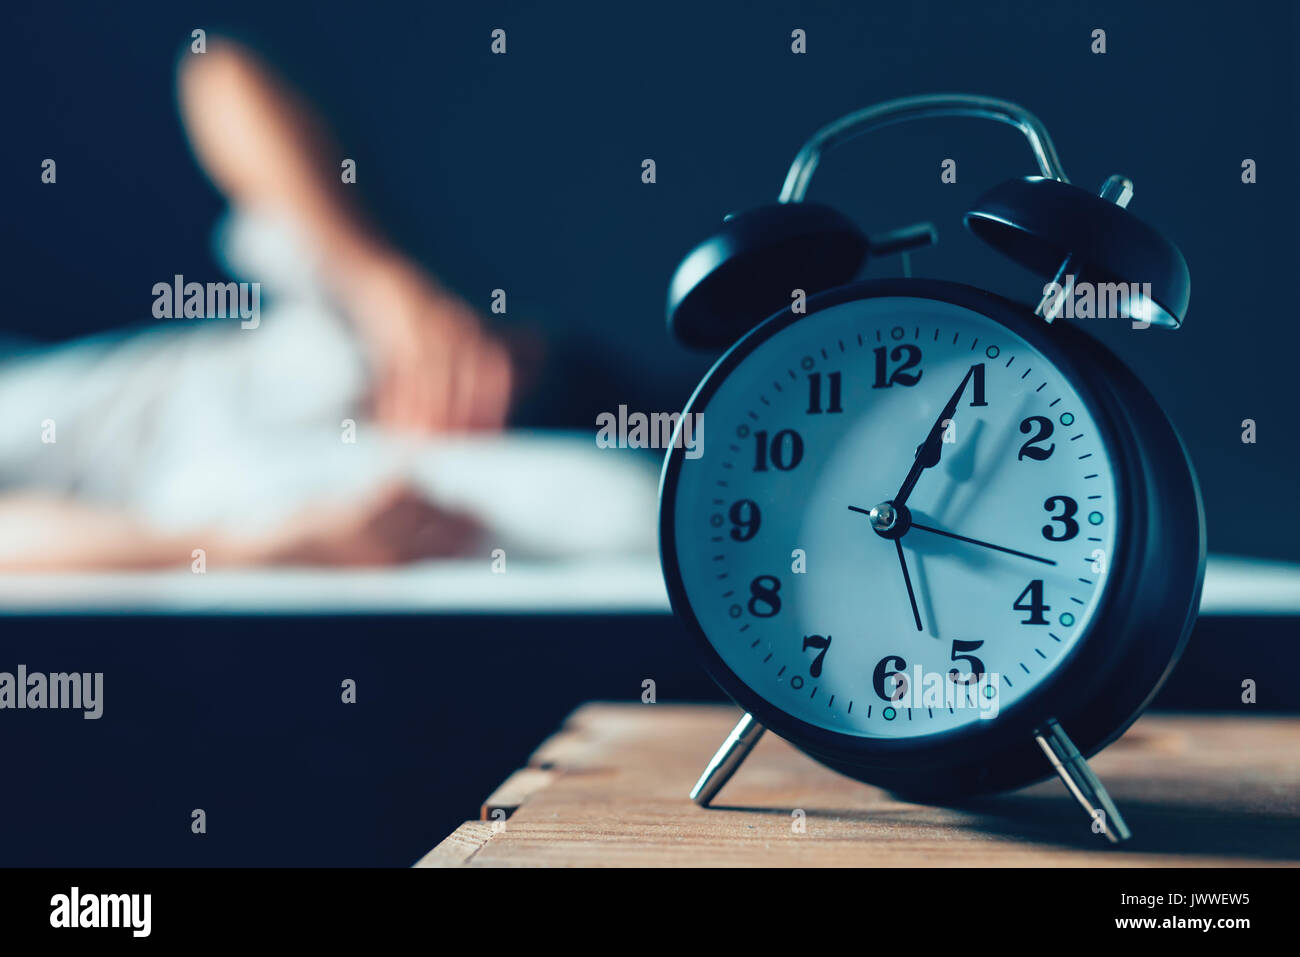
869,501,912,539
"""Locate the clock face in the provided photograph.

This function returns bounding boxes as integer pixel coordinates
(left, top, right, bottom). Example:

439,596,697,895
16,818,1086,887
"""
666,294,1122,742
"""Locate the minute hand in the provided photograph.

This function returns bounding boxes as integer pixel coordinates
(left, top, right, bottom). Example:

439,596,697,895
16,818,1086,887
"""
892,365,974,509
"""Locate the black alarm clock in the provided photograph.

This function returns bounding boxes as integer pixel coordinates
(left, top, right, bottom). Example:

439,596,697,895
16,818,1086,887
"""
658,94,1205,843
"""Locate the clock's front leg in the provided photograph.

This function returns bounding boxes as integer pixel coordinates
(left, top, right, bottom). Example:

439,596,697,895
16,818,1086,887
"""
690,712,767,807
1033,718,1131,843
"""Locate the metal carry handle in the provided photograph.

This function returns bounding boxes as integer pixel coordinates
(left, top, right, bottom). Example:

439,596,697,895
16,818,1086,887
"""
778,93,1069,203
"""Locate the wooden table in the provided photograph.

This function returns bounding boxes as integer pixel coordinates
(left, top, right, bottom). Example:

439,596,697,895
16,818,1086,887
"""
420,703,1300,867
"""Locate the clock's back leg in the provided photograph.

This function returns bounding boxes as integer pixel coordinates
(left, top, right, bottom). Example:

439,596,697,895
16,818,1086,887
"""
690,712,767,807
1034,718,1132,843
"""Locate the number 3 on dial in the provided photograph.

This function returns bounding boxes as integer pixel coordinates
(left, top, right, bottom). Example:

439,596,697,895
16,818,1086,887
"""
1042,495,1079,541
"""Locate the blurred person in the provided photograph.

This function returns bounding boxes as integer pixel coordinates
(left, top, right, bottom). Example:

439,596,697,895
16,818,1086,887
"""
176,40,517,436
0,39,652,571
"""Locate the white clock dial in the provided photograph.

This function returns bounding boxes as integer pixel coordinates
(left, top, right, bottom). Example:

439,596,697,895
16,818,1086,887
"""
670,296,1121,739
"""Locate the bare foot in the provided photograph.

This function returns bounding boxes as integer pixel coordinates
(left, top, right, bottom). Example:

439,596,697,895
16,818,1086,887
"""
262,482,482,565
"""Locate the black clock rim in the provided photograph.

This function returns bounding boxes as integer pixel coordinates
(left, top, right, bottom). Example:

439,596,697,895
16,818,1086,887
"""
658,278,1204,785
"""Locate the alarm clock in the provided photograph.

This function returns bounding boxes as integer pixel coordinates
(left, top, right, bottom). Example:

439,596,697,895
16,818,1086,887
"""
658,94,1205,843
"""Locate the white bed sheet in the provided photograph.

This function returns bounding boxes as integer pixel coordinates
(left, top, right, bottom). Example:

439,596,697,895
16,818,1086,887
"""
0,554,1295,616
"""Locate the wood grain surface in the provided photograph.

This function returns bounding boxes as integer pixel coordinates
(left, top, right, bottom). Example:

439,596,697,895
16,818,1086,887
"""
418,703,1300,867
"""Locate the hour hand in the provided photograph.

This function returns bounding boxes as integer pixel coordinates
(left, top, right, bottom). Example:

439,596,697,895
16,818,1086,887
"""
893,365,976,508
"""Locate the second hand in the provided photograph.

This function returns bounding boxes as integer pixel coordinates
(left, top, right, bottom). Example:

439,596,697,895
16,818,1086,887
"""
908,521,1057,566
